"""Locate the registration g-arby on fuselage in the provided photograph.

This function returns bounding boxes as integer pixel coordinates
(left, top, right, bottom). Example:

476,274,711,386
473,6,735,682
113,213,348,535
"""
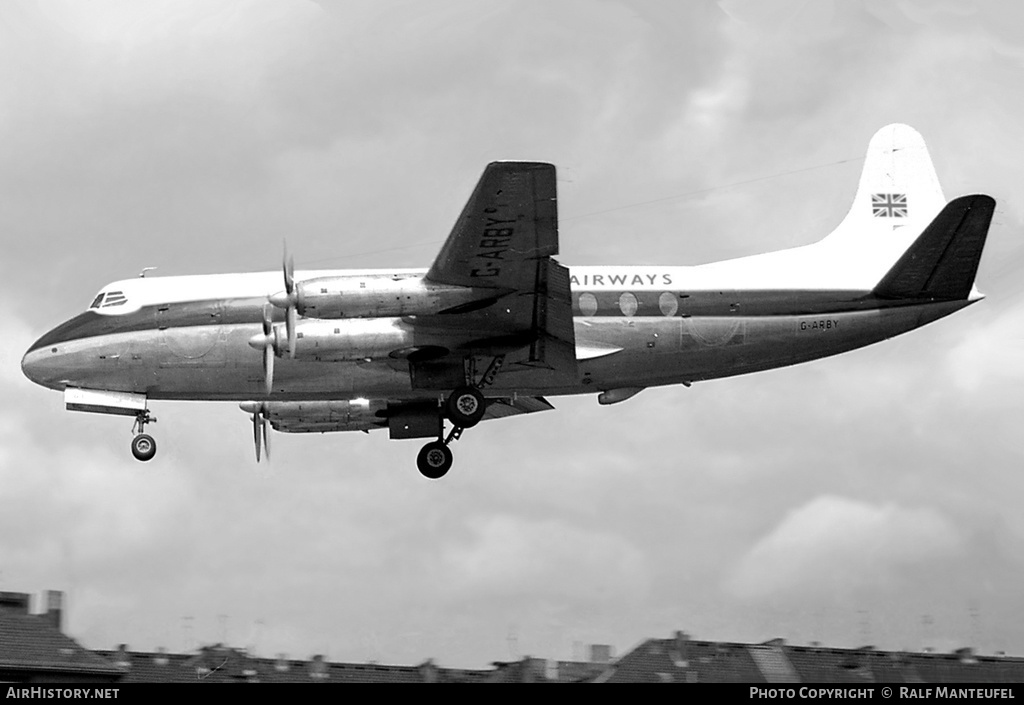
22,125,994,479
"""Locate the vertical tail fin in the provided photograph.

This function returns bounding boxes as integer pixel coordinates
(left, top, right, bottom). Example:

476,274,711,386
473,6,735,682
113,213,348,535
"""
817,124,948,285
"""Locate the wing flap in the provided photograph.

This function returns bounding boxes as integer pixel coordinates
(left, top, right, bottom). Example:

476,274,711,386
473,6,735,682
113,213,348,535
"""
482,396,555,420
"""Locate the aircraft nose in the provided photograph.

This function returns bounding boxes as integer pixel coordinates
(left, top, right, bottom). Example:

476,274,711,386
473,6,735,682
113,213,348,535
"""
21,344,65,390
22,347,46,386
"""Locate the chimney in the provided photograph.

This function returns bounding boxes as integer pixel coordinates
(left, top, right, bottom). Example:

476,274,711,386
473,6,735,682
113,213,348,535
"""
520,656,547,683
955,647,978,664
44,590,64,632
589,644,613,664
154,647,169,667
418,658,438,683
309,654,328,680
0,592,30,616
114,644,131,670
672,631,690,668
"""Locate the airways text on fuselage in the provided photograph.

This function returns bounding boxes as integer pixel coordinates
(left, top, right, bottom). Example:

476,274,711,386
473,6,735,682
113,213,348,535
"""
570,272,674,287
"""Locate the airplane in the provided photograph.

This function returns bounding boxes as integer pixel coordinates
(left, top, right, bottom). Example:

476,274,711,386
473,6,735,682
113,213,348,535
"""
21,124,994,479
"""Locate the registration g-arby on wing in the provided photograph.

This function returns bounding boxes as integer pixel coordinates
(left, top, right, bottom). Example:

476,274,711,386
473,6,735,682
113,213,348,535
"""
22,125,994,479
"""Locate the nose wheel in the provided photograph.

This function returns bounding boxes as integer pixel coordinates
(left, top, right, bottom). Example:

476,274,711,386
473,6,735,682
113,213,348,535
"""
131,433,157,462
130,410,157,462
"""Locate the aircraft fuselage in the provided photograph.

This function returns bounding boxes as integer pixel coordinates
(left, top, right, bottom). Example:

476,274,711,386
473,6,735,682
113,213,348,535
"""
21,265,971,402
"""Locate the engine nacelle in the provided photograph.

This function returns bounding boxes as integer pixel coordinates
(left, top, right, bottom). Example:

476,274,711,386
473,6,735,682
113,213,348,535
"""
293,274,500,319
245,399,387,433
290,318,419,362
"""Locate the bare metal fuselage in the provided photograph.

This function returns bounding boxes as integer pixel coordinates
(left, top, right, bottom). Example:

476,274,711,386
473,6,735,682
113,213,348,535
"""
22,265,971,403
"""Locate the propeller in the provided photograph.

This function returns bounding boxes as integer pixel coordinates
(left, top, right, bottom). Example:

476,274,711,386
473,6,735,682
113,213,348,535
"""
240,402,271,462
247,304,280,395
268,245,299,358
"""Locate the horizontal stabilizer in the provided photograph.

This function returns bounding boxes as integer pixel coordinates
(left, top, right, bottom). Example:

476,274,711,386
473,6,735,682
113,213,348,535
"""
873,194,994,300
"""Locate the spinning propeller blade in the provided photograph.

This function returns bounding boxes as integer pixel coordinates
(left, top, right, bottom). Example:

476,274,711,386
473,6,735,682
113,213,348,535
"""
286,305,297,360
248,304,279,395
243,401,272,463
262,304,275,394
263,346,274,396
252,409,262,462
242,401,270,463
270,245,299,358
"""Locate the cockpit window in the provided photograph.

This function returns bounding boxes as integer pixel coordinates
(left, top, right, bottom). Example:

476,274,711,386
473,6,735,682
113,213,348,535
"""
101,291,127,307
91,291,128,309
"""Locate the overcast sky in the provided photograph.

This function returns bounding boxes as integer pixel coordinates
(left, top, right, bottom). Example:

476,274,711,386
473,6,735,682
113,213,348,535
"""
2,0,1023,668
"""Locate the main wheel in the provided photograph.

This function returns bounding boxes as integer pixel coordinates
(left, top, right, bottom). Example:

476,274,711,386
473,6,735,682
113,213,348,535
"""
131,433,157,462
417,441,453,479
445,386,486,427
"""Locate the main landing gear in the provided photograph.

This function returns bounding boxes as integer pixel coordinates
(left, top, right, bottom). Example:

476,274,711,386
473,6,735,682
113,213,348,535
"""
130,410,157,462
415,416,469,480
417,440,454,480
445,385,486,427
415,358,501,480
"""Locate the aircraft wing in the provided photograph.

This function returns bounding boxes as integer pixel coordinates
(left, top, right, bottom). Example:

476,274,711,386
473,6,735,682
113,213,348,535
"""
426,161,558,290
418,162,576,380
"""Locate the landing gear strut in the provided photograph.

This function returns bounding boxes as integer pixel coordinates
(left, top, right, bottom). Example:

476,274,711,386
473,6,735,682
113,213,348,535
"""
130,410,157,462
414,355,504,480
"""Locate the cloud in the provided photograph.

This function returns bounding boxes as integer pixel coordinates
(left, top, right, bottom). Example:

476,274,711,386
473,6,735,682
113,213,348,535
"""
726,495,964,599
441,514,649,601
944,299,1024,394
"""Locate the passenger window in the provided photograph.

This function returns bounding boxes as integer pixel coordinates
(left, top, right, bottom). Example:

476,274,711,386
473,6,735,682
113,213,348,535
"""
578,293,598,316
658,292,678,316
619,292,638,317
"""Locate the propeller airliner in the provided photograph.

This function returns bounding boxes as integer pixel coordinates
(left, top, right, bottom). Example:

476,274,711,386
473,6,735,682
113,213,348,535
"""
21,124,994,478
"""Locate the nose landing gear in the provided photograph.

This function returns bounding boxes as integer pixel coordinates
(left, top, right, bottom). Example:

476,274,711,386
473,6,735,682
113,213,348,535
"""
130,410,157,462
